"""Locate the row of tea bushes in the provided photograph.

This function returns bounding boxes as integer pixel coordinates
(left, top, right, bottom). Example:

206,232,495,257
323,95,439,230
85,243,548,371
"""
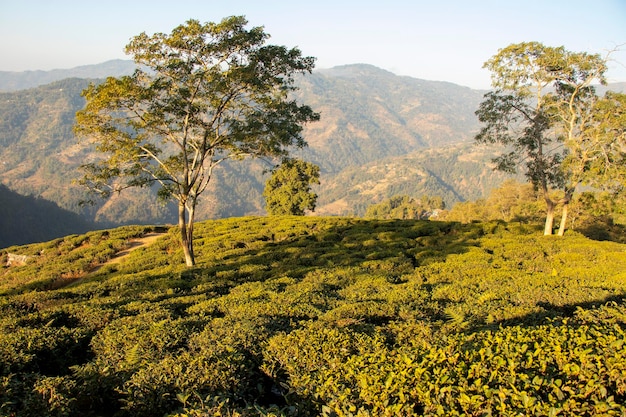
0,225,161,295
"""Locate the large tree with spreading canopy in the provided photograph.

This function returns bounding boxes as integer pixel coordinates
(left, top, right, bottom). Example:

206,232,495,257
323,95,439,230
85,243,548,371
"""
75,16,319,266
475,42,623,235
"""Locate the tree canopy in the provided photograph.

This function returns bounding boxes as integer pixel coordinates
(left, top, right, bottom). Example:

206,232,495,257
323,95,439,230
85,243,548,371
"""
263,158,320,216
476,42,621,235
74,16,319,265
561,91,626,197
364,195,445,220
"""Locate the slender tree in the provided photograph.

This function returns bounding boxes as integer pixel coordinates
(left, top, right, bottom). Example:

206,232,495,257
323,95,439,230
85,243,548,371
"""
476,42,610,235
74,17,319,266
557,91,626,233
545,51,610,234
263,158,320,215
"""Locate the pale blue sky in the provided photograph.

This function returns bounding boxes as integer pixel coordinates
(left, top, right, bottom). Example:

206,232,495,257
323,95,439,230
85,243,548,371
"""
1,0,624,89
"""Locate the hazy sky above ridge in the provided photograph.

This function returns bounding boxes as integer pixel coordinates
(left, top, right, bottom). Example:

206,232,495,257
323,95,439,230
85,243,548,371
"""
1,0,624,89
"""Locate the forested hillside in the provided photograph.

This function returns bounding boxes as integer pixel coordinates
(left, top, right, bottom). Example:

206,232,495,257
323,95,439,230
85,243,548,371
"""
0,63,492,229
315,143,520,216
0,78,94,212
0,184,95,248
0,78,179,227
1,216,625,415
294,64,484,172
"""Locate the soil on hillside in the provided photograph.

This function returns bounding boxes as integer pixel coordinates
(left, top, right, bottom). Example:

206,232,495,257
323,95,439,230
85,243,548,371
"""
103,232,166,265
55,232,168,289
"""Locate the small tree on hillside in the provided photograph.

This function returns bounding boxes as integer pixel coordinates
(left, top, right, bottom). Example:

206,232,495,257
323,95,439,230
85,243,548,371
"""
263,159,320,215
74,17,319,266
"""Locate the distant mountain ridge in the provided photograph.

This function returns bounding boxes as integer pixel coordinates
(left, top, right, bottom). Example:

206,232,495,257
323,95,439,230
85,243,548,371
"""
295,64,485,172
0,60,137,92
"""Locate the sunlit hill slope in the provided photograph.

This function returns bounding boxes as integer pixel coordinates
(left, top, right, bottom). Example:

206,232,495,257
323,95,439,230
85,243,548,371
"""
1,216,625,415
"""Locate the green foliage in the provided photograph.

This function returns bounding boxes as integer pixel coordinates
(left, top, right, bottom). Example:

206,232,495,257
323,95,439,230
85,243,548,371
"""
477,41,620,236
1,216,626,415
565,91,626,195
365,194,445,220
264,159,320,215
441,181,626,241
0,225,160,295
265,311,626,416
74,16,319,265
440,180,544,224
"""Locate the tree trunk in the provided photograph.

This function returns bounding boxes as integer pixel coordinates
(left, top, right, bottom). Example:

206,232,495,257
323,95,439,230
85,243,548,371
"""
187,201,196,264
557,203,569,236
557,188,574,236
541,181,556,235
178,200,195,267
544,198,555,236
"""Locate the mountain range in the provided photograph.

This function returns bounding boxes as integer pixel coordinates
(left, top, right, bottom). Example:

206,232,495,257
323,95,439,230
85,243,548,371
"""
3,60,619,246
0,60,136,92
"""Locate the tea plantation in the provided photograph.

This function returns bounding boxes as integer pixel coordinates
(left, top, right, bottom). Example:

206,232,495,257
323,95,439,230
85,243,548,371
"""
1,216,625,416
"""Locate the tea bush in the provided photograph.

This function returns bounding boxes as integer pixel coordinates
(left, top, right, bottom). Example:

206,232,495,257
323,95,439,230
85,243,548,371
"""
1,216,626,416
265,317,626,416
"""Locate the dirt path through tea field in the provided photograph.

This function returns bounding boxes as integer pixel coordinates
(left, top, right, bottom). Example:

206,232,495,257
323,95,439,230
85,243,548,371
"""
56,232,168,289
103,232,166,266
